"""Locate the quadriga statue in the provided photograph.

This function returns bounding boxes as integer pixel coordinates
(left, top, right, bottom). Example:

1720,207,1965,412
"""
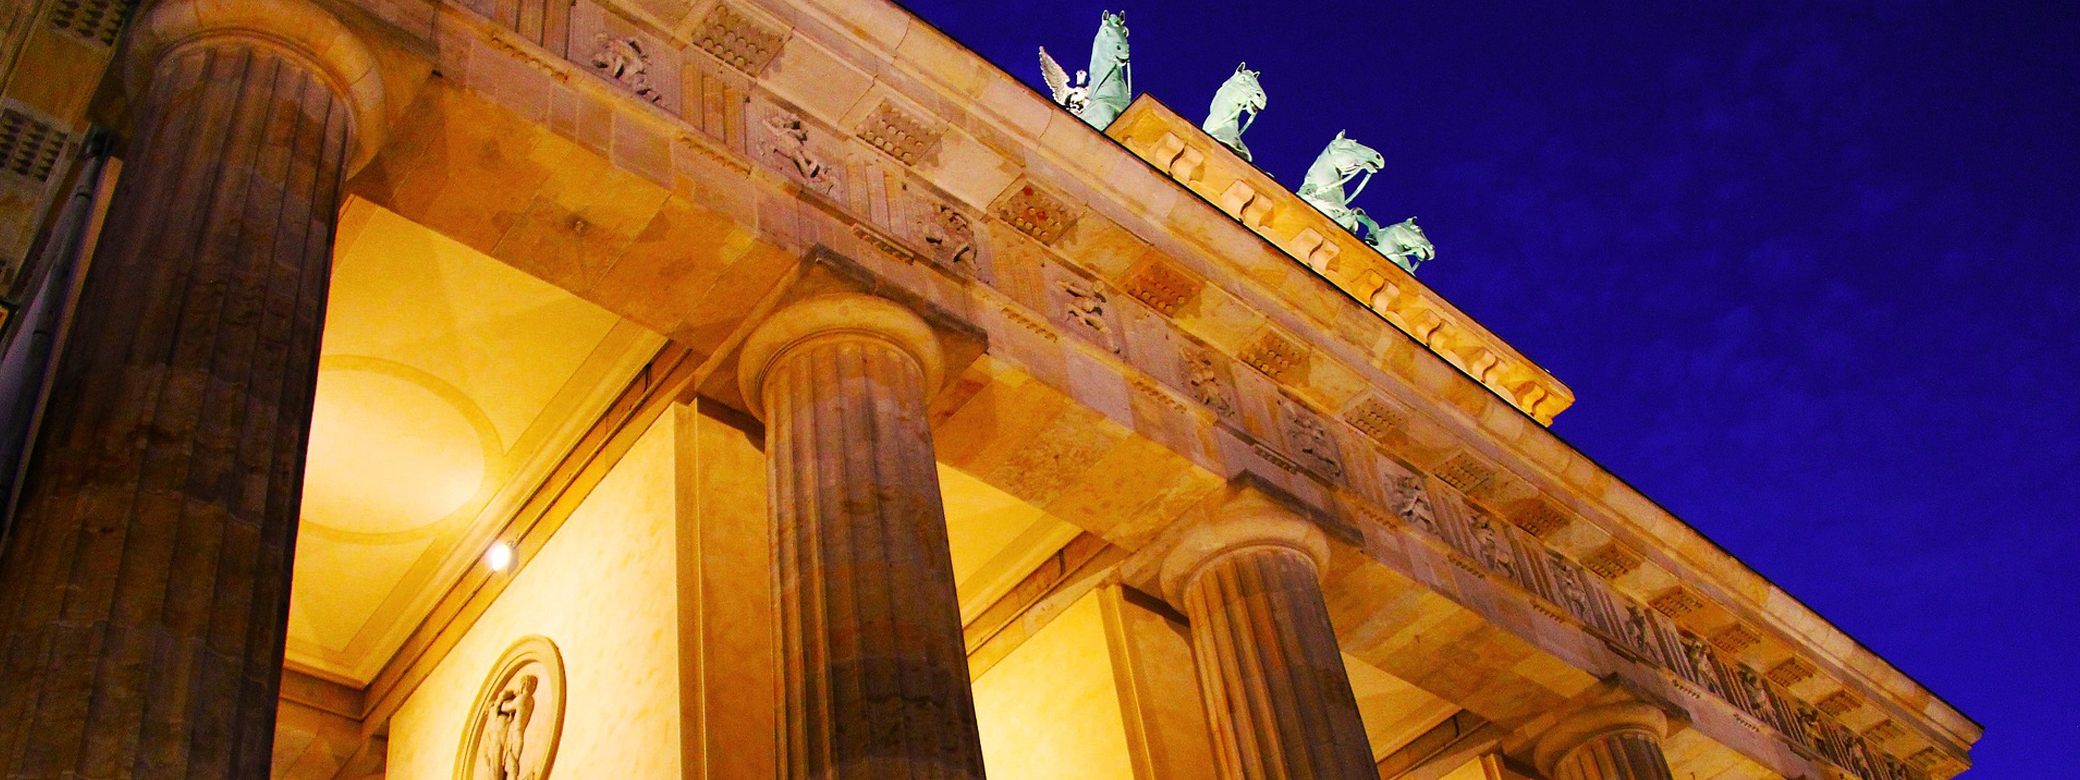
1040,11,1132,129
1298,132,1436,274
1373,217,1434,273
1202,63,1265,161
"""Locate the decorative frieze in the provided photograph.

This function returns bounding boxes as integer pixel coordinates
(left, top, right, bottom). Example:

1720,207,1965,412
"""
1119,256,1200,316
598,40,668,101
1275,395,1342,481
1818,690,1863,717
1509,499,1571,538
691,2,784,75
1237,329,1307,383
1581,543,1643,579
992,181,1078,244
1864,719,1906,745
1049,272,1122,354
0,108,64,183
1709,622,1762,654
1343,396,1409,444
1768,657,1818,687
757,110,840,195
1433,452,1495,494
1371,472,1932,780
910,199,979,274
1176,340,1238,421
47,0,133,47
857,99,942,165
1650,587,1706,619
588,33,664,103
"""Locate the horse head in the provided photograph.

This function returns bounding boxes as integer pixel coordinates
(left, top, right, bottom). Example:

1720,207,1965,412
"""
1374,217,1435,269
1224,63,1266,112
1094,11,1130,66
1327,131,1385,176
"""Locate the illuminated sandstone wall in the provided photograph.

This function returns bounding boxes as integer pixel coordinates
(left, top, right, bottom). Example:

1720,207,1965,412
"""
388,417,682,780
973,592,1137,780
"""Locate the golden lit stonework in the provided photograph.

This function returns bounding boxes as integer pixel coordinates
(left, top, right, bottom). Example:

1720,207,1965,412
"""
0,2,1977,780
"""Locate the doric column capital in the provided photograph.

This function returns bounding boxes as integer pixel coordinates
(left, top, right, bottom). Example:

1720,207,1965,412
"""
736,293,945,421
1532,702,1670,777
1157,484,1331,606
124,0,388,171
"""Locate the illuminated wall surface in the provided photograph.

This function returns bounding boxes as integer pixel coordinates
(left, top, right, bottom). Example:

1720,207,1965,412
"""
389,419,682,780
973,594,1136,780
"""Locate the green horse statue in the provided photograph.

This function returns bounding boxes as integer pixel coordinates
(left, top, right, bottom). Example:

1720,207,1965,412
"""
1202,63,1265,161
1371,217,1435,273
1040,11,1132,129
1298,131,1385,233
1299,133,1437,273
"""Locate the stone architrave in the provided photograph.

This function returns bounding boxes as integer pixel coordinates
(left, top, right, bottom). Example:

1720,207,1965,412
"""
736,293,986,780
0,1,386,778
1157,487,1377,780
1533,703,1677,780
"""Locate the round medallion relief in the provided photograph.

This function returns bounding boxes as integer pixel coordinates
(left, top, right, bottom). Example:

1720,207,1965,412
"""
456,636,566,780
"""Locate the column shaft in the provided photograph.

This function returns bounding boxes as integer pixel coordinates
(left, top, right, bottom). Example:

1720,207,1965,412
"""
1180,546,1376,780
0,39,351,780
761,332,984,780
1547,730,1674,780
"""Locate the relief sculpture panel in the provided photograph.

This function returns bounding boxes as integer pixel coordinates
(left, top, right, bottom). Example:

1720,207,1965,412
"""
457,636,568,780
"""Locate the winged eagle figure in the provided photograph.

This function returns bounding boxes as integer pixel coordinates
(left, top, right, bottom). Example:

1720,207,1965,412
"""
1037,47,1090,116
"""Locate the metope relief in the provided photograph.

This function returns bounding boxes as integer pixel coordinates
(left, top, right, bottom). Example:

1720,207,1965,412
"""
567,3,681,111
1275,395,1343,480
758,110,841,197
1043,265,1123,355
589,34,663,104
910,198,980,275
457,636,566,780
1176,340,1239,422
1371,473,1931,780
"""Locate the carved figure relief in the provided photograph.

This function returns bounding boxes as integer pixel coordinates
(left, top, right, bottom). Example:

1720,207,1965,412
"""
1278,396,1343,480
1683,635,1728,697
1468,513,1515,578
761,112,837,194
1056,278,1121,353
590,34,662,103
458,636,566,780
915,203,976,271
1178,344,1237,420
1737,666,1781,726
1394,476,1439,535
1547,552,1592,620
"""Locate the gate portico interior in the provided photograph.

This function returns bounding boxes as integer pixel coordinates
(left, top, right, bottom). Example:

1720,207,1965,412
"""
0,1,1978,780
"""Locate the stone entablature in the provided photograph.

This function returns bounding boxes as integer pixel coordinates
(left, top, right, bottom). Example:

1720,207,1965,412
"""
1105,99,1573,424
1376,470,1936,780
319,0,1973,777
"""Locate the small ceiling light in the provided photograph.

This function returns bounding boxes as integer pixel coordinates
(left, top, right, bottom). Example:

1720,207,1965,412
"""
485,541,513,572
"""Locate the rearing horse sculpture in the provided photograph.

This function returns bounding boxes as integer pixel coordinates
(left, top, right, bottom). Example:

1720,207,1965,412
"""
1202,63,1265,161
1298,131,1386,235
1299,132,1439,274
1040,11,1132,130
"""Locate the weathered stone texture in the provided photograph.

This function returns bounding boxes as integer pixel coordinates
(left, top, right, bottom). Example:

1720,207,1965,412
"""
0,37,352,780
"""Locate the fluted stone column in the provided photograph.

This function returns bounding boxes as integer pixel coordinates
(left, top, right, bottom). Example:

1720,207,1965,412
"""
1158,489,1376,780
737,294,985,780
1533,703,1676,780
0,1,385,778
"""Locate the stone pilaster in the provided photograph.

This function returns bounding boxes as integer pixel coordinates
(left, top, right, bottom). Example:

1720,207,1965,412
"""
0,1,384,778
1533,703,1676,780
1158,488,1377,780
737,293,984,780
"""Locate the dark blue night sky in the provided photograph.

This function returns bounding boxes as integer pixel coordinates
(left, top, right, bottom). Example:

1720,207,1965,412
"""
895,0,2077,775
